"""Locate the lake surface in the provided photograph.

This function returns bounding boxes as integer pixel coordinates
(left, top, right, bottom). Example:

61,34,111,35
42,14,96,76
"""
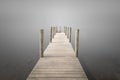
0,28,120,80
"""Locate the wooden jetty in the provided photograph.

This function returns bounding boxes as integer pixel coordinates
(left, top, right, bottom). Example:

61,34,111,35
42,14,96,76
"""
27,27,88,80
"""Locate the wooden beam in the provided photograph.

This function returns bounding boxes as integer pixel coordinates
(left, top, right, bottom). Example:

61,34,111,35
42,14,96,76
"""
75,29,79,57
69,27,72,42
50,27,52,42
40,29,44,57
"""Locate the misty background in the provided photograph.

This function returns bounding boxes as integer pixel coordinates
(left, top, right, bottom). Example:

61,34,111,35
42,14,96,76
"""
0,0,120,80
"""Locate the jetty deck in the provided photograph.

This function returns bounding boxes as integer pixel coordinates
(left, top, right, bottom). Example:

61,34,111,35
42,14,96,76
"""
27,28,88,80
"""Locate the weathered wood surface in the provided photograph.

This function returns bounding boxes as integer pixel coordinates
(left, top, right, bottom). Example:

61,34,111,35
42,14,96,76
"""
27,33,88,80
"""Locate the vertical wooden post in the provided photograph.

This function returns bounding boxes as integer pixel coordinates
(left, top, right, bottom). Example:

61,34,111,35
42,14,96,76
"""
52,27,54,38
56,26,58,33
67,27,69,38
40,29,44,57
55,27,56,34
54,27,55,35
66,27,67,35
54,27,56,36
50,27,52,42
56,26,57,33
75,29,79,57
67,27,69,39
53,27,56,38
66,27,68,37
69,27,72,42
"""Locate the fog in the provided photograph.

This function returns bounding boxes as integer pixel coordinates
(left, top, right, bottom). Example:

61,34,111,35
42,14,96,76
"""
0,0,120,80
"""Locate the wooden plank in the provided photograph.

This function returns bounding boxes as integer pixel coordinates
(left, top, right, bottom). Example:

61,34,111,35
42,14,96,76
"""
28,73,87,78
31,71,84,74
32,68,84,72
27,78,88,80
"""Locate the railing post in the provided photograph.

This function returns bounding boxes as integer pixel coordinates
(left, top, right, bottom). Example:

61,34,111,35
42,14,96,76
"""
65,27,67,35
69,27,72,42
52,27,54,38
56,26,57,33
54,27,56,36
66,27,68,37
75,29,79,57
40,29,44,57
50,27,52,42
67,27,69,38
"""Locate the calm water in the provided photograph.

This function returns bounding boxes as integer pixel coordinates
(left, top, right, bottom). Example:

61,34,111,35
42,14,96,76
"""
0,0,120,80
0,28,120,80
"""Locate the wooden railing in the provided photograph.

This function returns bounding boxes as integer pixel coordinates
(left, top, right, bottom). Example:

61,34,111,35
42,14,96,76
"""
39,27,79,57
